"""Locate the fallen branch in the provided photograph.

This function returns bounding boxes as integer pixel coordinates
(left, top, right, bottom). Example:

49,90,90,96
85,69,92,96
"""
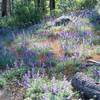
87,59,100,65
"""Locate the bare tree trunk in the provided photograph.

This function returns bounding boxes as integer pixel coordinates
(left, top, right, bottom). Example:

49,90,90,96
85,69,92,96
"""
2,0,11,17
2,0,7,17
49,0,55,17
34,0,41,8
7,0,11,16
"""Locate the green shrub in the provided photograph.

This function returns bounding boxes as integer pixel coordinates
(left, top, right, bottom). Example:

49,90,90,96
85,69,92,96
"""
64,59,81,75
80,0,97,9
13,1,44,26
95,47,100,55
56,62,64,73
0,77,6,89
93,37,100,45
0,17,8,27
0,48,16,69
95,0,100,15
3,66,27,81
58,0,97,13
25,76,72,100
0,1,44,27
55,59,81,76
58,0,78,13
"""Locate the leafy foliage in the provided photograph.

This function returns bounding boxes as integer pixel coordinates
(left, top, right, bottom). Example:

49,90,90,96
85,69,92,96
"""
14,1,43,26
2,66,27,81
0,0,45,27
0,47,16,69
25,76,72,100
95,0,100,15
0,77,6,89
58,0,97,13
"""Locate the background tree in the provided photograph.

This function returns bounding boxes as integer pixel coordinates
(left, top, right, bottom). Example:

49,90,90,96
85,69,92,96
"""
95,0,100,15
2,0,11,17
34,0,46,15
34,0,41,8
49,0,55,16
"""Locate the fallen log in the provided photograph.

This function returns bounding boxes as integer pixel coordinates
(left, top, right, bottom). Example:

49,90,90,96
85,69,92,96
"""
87,59,100,66
71,72,100,100
54,15,72,26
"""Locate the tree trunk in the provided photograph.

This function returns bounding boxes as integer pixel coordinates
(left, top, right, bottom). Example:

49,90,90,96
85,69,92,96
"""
71,72,100,100
2,0,7,17
2,0,11,17
34,0,41,8
49,0,55,17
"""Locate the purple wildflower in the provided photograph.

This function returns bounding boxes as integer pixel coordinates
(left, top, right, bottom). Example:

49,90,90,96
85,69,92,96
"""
74,52,79,58
27,70,31,78
60,55,67,62
42,84,48,92
51,76,56,84
51,84,58,95
14,61,19,68
47,52,53,59
23,73,30,88
42,63,46,68
31,63,35,76
36,71,40,78
15,80,20,86
43,95,47,100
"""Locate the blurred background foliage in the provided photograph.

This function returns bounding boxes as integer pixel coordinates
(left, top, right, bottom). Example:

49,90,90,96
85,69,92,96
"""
0,0,99,27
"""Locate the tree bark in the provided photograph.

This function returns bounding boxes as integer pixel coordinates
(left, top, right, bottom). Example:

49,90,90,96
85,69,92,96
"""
71,72,100,100
50,0,55,10
2,0,7,17
49,0,55,16
34,0,41,8
2,0,11,17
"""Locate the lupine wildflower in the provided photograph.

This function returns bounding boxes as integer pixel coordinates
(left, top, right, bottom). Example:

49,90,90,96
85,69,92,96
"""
31,63,35,76
60,55,67,62
15,80,20,86
43,95,47,100
51,76,56,84
14,61,19,68
23,73,30,88
27,70,31,78
43,84,48,92
51,84,58,95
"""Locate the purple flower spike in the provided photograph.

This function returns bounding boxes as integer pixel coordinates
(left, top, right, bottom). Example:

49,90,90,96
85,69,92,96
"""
32,63,35,76
51,84,58,95
43,84,48,92
51,76,56,84
27,70,31,78
14,61,19,68
60,55,67,62
43,95,47,100
42,63,46,68
23,73,30,88
16,80,20,86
